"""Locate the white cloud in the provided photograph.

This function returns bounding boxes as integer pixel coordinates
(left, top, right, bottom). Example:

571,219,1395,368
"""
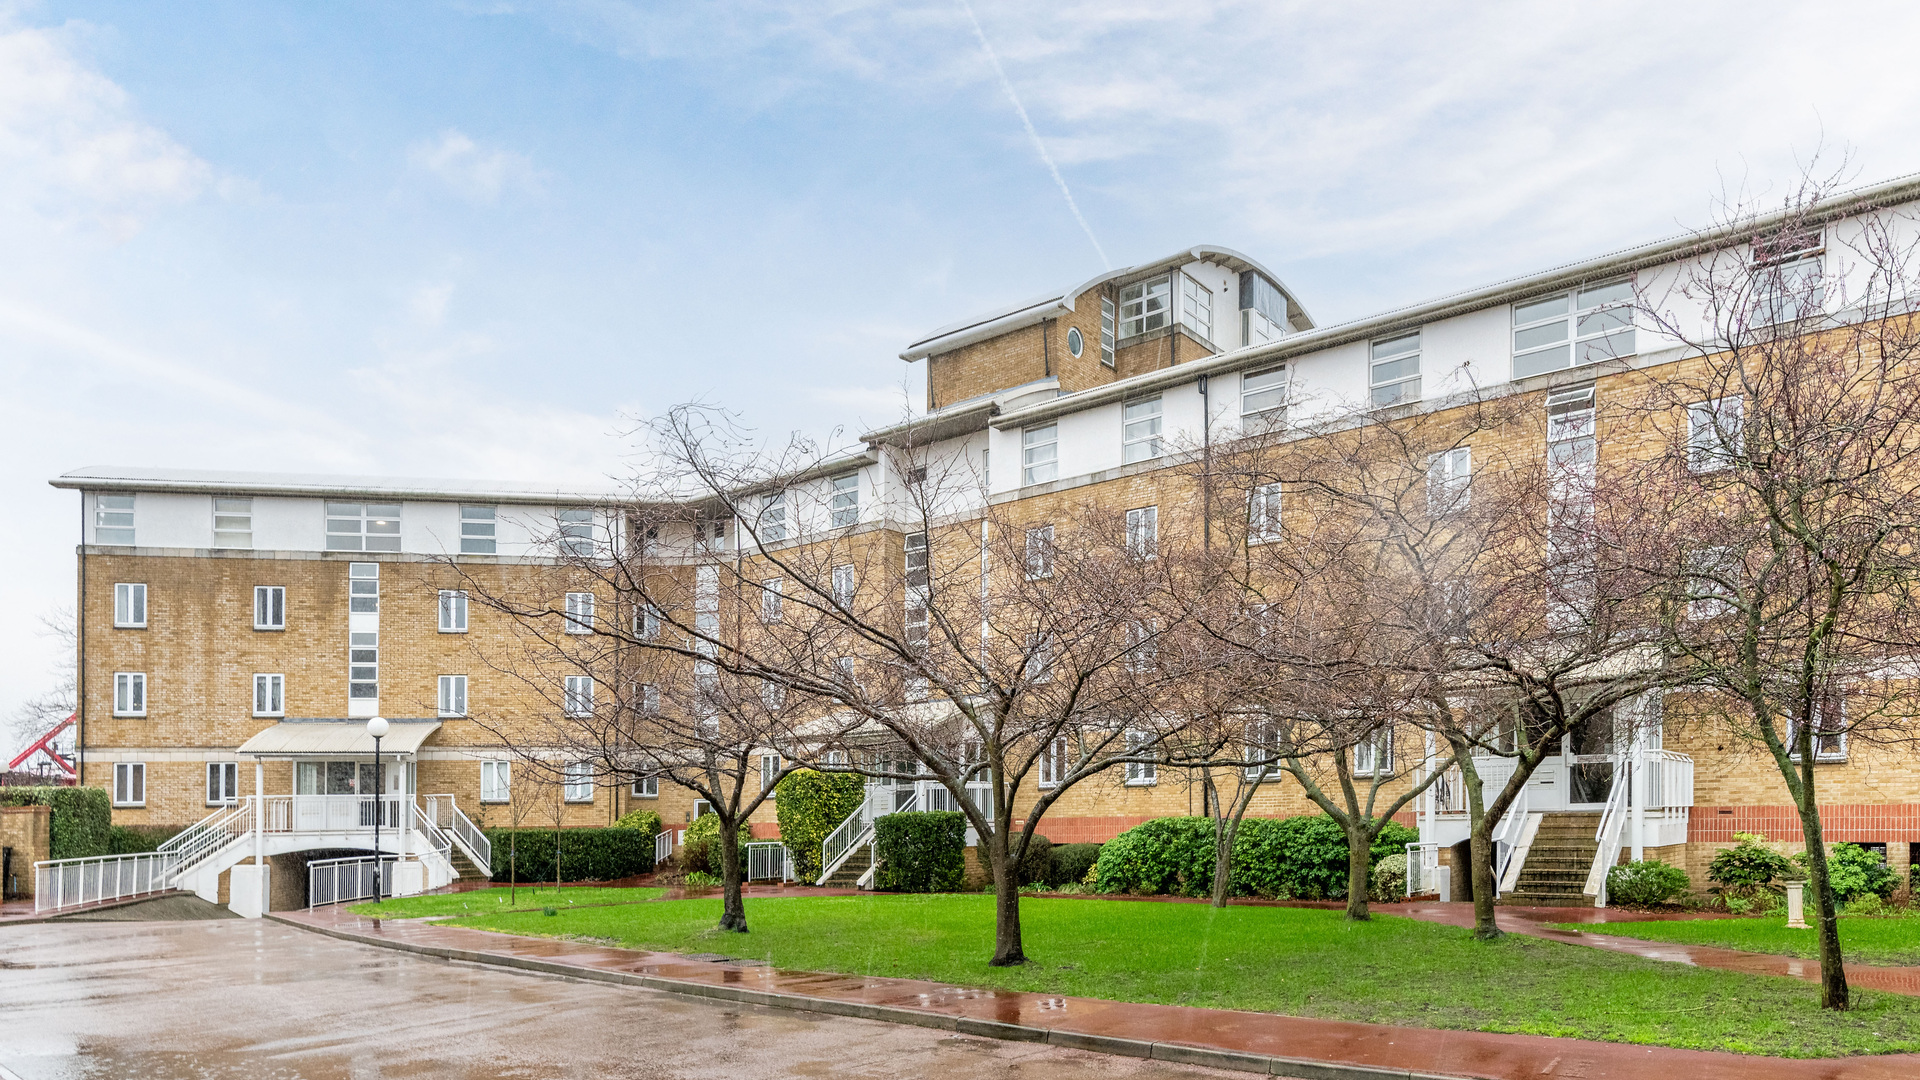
407,129,543,204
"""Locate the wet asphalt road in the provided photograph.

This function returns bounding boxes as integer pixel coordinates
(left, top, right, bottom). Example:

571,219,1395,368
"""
0,919,1235,1080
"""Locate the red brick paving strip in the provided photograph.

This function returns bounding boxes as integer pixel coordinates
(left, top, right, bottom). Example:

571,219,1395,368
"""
273,904,1920,1080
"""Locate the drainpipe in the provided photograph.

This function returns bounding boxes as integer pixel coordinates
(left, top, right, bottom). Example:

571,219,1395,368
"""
1198,375,1212,549
254,758,265,909
1040,320,1052,378
76,494,86,787
1630,709,1646,861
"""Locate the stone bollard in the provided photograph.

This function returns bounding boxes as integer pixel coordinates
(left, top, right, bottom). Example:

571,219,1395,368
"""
1785,881,1809,928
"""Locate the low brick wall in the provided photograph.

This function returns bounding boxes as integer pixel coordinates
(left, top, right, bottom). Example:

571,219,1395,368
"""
1,805,52,900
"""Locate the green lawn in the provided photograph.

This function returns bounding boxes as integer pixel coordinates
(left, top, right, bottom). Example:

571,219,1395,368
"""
1550,912,1920,967
443,894,1920,1057
350,885,663,919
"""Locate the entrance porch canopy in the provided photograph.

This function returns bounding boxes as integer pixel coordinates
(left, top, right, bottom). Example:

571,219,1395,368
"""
236,718,441,758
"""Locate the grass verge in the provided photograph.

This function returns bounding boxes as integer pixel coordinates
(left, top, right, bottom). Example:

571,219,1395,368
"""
444,893,1920,1057
1549,912,1920,967
350,885,663,919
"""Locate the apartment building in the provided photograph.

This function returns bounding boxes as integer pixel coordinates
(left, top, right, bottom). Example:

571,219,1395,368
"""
50,176,1920,913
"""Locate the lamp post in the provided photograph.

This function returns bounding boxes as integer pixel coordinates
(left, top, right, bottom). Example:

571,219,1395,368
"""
367,716,388,901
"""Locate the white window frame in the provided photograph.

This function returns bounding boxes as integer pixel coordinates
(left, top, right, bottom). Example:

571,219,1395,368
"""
1353,729,1393,777
1066,326,1084,358
1788,692,1848,762
1099,296,1116,367
1248,484,1281,543
1241,365,1287,424
1125,731,1158,786
254,585,286,631
1687,396,1744,473
638,683,660,715
113,762,146,807
757,491,788,543
1369,331,1421,407
1126,506,1158,559
1512,280,1635,380
349,630,378,702
438,589,469,633
480,760,511,803
563,761,595,803
348,562,379,614
1118,275,1171,339
905,531,928,589
95,493,135,546
252,673,285,718
760,578,784,622
1021,424,1059,486
206,762,238,806
1026,633,1054,684
460,505,498,555
1756,251,1824,326
1122,396,1164,464
438,674,468,718
326,503,402,552
761,678,787,712
831,564,856,607
1179,273,1213,342
1038,737,1068,788
829,473,860,528
1124,619,1157,672
564,675,595,717
1427,447,1472,516
564,592,596,634
213,497,252,549
114,582,147,628
1025,525,1055,579
557,508,595,557
1244,718,1280,781
761,752,781,795
114,672,146,717
632,773,659,798
636,601,662,640
1686,547,1739,620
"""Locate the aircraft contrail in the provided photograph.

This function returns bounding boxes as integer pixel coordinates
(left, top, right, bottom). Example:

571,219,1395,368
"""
958,0,1111,270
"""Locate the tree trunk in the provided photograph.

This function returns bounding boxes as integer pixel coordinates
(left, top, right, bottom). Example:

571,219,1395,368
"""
717,818,748,933
1468,825,1499,940
1211,819,1234,908
1794,796,1850,1009
1344,821,1374,921
988,833,1027,966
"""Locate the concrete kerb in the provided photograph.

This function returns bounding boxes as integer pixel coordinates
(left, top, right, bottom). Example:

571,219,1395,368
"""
268,912,1458,1080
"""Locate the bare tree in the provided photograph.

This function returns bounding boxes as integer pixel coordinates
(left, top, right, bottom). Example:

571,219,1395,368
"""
8,609,76,760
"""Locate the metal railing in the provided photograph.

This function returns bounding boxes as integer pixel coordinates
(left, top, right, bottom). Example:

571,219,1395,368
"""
1405,842,1442,898
818,790,879,883
1640,749,1694,811
158,799,253,880
424,794,492,872
746,842,791,882
307,855,401,908
1584,761,1632,906
1490,785,1531,896
654,828,678,867
34,851,174,913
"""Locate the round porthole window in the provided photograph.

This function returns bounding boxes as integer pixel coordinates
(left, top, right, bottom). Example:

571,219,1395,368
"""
1066,327,1084,357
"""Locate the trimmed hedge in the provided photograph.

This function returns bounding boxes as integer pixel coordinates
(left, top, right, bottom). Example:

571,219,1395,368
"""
1016,834,1054,885
613,808,662,836
1606,859,1691,906
483,827,654,883
109,824,182,855
776,769,865,882
1092,815,1419,900
1,786,111,860
874,811,966,893
678,812,749,877
1049,842,1103,887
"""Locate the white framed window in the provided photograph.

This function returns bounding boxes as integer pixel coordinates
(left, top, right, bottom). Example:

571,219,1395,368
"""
437,589,468,633
1038,737,1068,788
1353,729,1393,776
1099,296,1116,367
1125,730,1158,785
1369,331,1421,407
564,675,595,717
1179,273,1213,342
1688,397,1744,473
114,672,146,716
1789,691,1847,762
1022,424,1059,485
1240,271,1289,347
1244,719,1280,781
1243,307,1282,347
480,760,511,803
832,656,856,684
1025,525,1055,579
1025,633,1054,684
563,761,594,802
829,473,860,528
252,673,284,717
637,683,660,715
326,503,402,552
1125,619,1157,672
1248,484,1282,543
206,762,238,806
1241,365,1287,424
114,583,147,628
95,493,135,545
695,566,719,658
1119,276,1171,338
438,674,468,717
461,505,497,555
905,596,929,655
1686,547,1739,620
253,585,286,630
558,508,595,557
113,762,146,807
761,753,781,795
1757,253,1824,325
756,491,787,543
1248,602,1279,640
1512,281,1635,380
349,562,379,613
1067,326,1084,358
349,631,378,701
632,773,658,798
1427,447,1472,515
761,678,787,712
905,531,928,588
1126,506,1158,559
831,564,856,607
636,601,662,640
564,592,596,634
759,578,784,622
213,497,252,549
1122,396,1164,463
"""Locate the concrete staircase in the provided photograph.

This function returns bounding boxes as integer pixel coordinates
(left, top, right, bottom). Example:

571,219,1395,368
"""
1501,812,1600,906
449,847,487,882
819,841,875,888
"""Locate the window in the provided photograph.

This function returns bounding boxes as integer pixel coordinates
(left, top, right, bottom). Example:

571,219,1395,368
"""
326,503,402,552
438,674,468,717
760,578,784,622
761,753,781,794
460,505,497,555
1038,737,1068,788
632,774,658,798
213,498,252,549
1241,366,1287,424
1124,619,1157,671
1067,326,1084,358
438,590,468,633
1026,633,1053,684
829,473,860,528
114,583,147,628
1126,506,1158,558
636,602,662,640
480,760,511,803
253,673,284,717
1248,483,1282,542
113,762,146,807
905,597,929,654
254,586,286,630
832,656,856,684
1789,692,1847,762
1125,731,1158,785
637,683,660,715
1354,729,1393,776
1688,397,1744,472
349,562,379,613
206,762,238,806
1099,296,1116,366
832,564,856,607
349,631,378,701
1244,719,1280,781
114,672,146,716
95,493,134,545
695,566,719,658
565,592,596,634
564,761,594,802
905,531,928,588
761,678,787,712
757,492,787,543
1118,276,1171,338
558,509,594,557
1025,525,1055,579
1757,252,1824,325
1427,447,1472,515
1122,397,1164,463
564,675,595,717
1022,424,1058,485
1369,332,1421,407
1687,547,1739,620
1240,271,1289,347
1180,274,1213,342
1512,281,1635,380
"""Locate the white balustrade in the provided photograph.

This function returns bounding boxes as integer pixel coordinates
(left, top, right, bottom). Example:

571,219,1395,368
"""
34,851,173,913
307,855,402,908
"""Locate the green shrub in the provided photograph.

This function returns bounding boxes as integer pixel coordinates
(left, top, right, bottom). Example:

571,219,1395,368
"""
678,813,749,877
108,824,182,855
1016,834,1054,886
1819,843,1900,904
776,769,866,882
483,827,654,883
873,811,966,893
0,785,111,860
1371,852,1408,901
613,808,662,836
1606,859,1691,906
1049,843,1102,887
683,871,720,888
1708,834,1794,899
1094,815,1419,900
1093,817,1218,896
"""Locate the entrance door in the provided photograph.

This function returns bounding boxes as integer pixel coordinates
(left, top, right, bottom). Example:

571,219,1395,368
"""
1565,707,1617,807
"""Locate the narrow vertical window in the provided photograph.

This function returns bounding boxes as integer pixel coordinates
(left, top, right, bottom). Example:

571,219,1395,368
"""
114,672,147,716
1099,296,1116,366
114,583,147,628
113,762,146,806
563,762,594,802
480,760,510,803
564,675,595,717
904,532,928,588
1038,737,1067,787
438,674,468,717
635,601,662,639
564,592,596,634
1025,525,1055,578
831,564,856,607
759,579,783,622
761,753,781,795
1122,397,1164,463
438,589,468,633
1021,424,1058,485
254,586,286,630
253,673,285,717
460,505,497,554
1427,448,1472,515
95,493,135,545
206,762,238,806
830,474,860,528
1248,484,1282,542
1179,273,1213,342
213,498,252,549
348,563,379,613
1126,506,1158,558
1369,332,1421,407
348,632,379,701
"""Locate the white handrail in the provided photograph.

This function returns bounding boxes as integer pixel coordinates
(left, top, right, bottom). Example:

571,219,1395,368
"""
307,854,402,908
34,851,174,913
1584,758,1632,905
746,842,790,882
1491,785,1531,896
425,794,492,872
818,791,877,884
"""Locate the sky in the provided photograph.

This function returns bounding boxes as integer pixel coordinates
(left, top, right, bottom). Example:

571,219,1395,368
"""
7,0,1920,740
